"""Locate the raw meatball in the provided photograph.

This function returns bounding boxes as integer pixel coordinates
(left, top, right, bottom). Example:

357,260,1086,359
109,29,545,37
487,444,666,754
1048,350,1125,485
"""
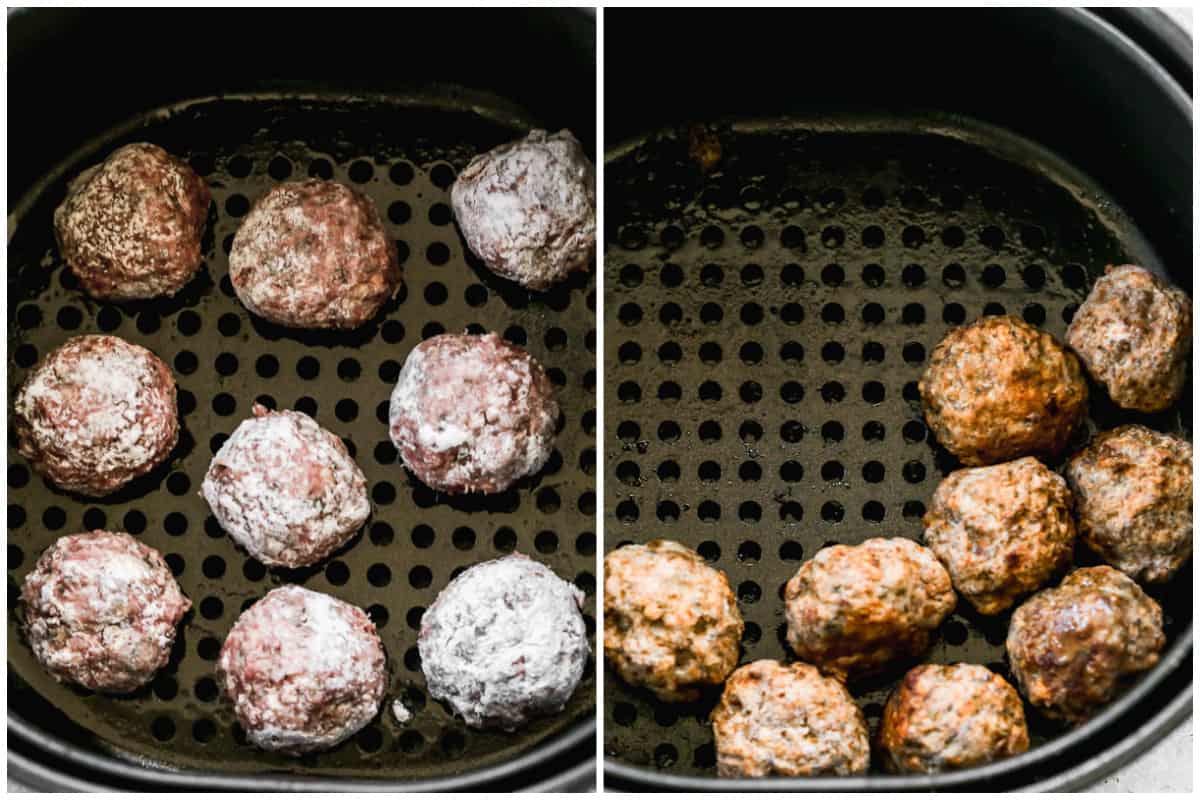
712,660,869,778
1066,264,1191,412
784,538,955,680
388,332,558,494
19,531,190,693
451,129,595,290
218,585,386,755
1006,566,1164,723
924,457,1076,614
1066,425,1192,584
201,404,369,568
418,553,588,730
604,540,743,702
878,663,1028,774
229,180,401,329
12,335,178,497
54,142,210,300
920,315,1089,466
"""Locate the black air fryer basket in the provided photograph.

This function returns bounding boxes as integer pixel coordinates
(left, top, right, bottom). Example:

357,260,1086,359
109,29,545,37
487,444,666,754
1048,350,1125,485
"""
7,8,596,792
603,8,1191,792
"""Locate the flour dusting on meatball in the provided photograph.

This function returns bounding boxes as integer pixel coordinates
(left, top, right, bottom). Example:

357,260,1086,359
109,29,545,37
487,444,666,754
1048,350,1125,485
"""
201,404,370,568
418,553,588,731
20,531,190,693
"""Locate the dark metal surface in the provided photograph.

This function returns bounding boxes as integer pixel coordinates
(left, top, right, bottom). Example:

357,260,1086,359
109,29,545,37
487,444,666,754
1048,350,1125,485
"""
7,93,596,789
602,114,1191,790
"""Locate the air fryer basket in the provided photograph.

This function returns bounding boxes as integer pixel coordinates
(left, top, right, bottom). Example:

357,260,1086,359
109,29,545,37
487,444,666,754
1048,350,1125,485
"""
7,9,596,793
603,8,1191,792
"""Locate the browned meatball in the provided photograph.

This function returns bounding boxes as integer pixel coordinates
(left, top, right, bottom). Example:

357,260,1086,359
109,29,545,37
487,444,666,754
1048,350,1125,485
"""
388,332,558,494
878,663,1028,774
12,335,178,497
1006,566,1164,723
784,538,955,680
920,316,1088,466
20,531,191,693
924,457,1076,614
451,129,595,290
1066,265,1191,412
230,180,401,329
712,660,869,777
54,143,210,300
1066,425,1192,584
604,540,743,702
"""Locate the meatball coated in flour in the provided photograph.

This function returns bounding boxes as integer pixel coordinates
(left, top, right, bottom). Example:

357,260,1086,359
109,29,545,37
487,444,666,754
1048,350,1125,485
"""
229,180,401,329
54,142,211,300
1066,425,1192,584
389,332,558,494
712,660,869,778
20,531,190,693
1006,566,1164,723
418,553,588,730
924,457,1076,614
878,663,1028,774
201,405,370,568
218,586,386,754
450,129,596,290
13,335,178,497
784,537,955,680
603,540,743,702
920,315,1088,466
1066,265,1192,412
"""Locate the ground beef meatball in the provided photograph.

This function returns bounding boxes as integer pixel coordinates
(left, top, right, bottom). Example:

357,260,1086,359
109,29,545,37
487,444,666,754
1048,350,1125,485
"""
19,531,190,693
784,538,955,680
53,142,210,300
418,553,588,730
229,180,400,329
604,540,743,702
218,585,386,755
201,404,369,568
924,457,1076,614
451,129,595,290
12,335,178,497
712,660,869,777
1066,265,1191,412
1006,566,1164,723
878,663,1028,774
388,332,558,494
920,316,1089,466
1066,425,1192,584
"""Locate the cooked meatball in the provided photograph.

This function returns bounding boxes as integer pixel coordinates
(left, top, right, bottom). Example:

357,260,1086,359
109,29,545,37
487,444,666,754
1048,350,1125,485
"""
229,180,401,329
218,585,386,755
604,540,743,702
201,404,369,568
1006,566,1164,723
879,663,1028,774
418,553,588,730
12,335,178,497
784,538,955,680
451,129,595,290
388,332,558,494
924,457,1076,614
920,316,1089,466
53,142,210,300
1066,265,1191,412
1066,425,1192,584
712,660,869,778
19,531,190,693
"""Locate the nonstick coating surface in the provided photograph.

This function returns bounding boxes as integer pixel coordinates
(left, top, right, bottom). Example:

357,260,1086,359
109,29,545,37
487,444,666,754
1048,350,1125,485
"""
603,116,1191,779
6,94,597,781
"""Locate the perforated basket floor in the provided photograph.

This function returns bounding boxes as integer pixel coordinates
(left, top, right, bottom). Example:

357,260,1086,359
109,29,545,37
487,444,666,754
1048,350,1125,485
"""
602,116,1191,777
7,94,596,781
